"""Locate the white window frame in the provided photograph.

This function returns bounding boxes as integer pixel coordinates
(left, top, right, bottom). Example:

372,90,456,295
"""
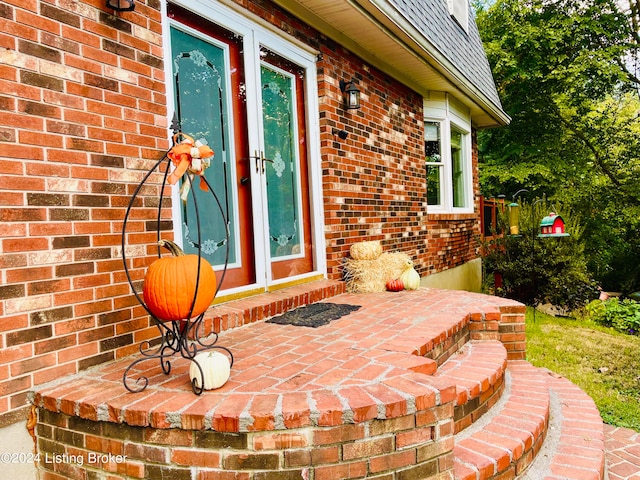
424,94,473,214
425,120,444,208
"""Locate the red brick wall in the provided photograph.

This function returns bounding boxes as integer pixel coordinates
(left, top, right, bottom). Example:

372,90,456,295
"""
0,0,481,425
318,46,429,279
36,404,456,480
317,46,481,280
0,0,167,426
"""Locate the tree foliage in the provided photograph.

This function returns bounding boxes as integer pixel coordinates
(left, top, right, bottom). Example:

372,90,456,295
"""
476,0,640,293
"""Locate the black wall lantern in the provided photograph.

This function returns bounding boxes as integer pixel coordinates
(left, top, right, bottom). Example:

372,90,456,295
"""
106,0,135,11
339,80,361,110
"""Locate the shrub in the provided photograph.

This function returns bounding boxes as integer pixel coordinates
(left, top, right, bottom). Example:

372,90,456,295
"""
585,298,640,336
482,198,597,311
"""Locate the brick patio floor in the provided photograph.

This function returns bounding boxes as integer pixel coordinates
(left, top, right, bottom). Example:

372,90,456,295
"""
606,425,640,480
33,287,524,432
29,282,640,479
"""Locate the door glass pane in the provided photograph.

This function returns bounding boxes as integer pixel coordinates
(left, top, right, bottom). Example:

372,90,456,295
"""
260,64,302,259
170,27,237,267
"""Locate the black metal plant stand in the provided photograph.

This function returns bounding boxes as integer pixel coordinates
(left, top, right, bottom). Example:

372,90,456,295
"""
121,123,233,395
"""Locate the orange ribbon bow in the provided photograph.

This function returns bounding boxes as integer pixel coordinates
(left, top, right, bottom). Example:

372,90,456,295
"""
167,134,214,196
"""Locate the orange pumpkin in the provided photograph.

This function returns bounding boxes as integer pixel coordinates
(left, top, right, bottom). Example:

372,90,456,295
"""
142,240,216,321
386,278,404,292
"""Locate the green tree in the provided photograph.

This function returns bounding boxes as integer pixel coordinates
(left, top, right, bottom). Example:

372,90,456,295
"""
476,0,640,292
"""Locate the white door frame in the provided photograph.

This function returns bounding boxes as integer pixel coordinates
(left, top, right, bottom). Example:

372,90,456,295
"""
163,0,326,295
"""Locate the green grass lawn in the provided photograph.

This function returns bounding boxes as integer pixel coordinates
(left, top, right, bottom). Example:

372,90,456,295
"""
525,307,640,432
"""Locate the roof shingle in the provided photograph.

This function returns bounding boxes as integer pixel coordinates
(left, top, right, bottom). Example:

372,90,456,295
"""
390,0,503,110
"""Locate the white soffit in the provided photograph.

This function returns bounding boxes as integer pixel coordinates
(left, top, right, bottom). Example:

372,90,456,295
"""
273,0,508,128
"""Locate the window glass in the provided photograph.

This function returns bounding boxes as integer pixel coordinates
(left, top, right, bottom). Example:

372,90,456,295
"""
424,93,472,213
424,118,470,211
425,121,442,206
260,61,301,258
450,128,466,208
426,166,441,206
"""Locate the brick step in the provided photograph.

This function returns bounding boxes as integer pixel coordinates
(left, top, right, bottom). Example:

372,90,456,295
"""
453,360,550,480
452,361,606,480
434,340,508,433
31,288,529,480
517,369,605,480
199,279,345,334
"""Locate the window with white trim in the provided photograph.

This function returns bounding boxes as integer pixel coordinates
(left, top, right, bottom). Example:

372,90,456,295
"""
424,95,473,213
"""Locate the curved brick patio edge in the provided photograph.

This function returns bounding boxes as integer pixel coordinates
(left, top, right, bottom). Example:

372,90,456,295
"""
30,288,525,434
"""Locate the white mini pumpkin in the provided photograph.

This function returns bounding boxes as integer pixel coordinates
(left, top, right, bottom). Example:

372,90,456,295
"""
189,351,231,390
399,260,421,290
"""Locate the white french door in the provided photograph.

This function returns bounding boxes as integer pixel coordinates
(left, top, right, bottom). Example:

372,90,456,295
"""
167,1,324,296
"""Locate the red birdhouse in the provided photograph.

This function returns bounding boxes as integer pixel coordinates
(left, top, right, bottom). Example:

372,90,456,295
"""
539,213,568,237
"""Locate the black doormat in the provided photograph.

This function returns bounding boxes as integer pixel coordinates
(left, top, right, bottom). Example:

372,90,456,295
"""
266,302,361,328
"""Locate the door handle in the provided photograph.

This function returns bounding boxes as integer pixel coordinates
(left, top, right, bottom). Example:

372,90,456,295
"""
240,176,250,185
261,156,273,174
242,150,272,174
239,150,262,174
